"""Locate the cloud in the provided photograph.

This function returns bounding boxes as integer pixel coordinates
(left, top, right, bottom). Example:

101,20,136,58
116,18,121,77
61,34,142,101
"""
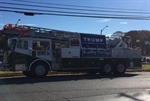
98,19,112,22
120,22,127,24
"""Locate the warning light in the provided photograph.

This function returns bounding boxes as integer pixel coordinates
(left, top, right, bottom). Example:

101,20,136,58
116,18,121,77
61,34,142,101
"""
20,33,27,37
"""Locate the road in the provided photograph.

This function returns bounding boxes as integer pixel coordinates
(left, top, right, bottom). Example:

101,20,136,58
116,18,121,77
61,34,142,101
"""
0,72,150,101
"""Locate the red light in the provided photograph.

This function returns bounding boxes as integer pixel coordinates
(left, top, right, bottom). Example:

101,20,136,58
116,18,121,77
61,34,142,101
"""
20,33,27,37
8,24,12,28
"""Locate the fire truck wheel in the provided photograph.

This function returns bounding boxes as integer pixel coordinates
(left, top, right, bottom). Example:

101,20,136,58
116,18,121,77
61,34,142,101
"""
101,62,113,75
31,62,49,78
22,71,32,77
113,62,126,75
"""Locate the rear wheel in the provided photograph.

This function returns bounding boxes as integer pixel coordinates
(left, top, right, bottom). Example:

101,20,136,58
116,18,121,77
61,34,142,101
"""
113,62,126,75
31,62,49,78
100,62,113,75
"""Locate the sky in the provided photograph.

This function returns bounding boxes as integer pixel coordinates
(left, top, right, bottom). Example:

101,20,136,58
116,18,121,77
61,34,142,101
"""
0,0,150,36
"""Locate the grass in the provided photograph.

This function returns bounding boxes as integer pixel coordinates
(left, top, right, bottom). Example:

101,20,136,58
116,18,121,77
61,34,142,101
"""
0,65,150,77
141,64,150,71
0,71,23,77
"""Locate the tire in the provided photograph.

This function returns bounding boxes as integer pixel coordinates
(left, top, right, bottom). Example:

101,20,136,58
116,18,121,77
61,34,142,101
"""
31,62,49,78
100,62,113,75
22,71,32,77
113,62,126,75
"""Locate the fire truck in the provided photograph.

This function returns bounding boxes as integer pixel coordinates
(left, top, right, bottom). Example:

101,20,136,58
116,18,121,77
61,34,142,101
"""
0,24,141,77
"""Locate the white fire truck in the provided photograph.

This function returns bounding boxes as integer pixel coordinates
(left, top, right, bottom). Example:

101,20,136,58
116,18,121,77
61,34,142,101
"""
0,24,141,77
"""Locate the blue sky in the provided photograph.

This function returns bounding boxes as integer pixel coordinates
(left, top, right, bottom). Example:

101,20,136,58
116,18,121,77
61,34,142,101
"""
0,0,150,36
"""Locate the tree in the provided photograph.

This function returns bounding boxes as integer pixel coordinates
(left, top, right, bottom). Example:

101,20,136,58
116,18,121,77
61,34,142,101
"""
124,30,150,56
0,30,8,50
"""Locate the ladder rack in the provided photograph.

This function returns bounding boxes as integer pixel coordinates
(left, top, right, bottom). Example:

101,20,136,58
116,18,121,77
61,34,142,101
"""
2,24,79,39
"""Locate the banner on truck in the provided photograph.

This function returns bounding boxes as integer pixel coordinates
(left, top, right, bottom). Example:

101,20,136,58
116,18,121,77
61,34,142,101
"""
82,49,111,58
80,33,106,48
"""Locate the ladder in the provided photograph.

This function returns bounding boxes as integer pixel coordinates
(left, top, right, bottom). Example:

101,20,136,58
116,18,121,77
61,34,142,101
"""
2,24,79,39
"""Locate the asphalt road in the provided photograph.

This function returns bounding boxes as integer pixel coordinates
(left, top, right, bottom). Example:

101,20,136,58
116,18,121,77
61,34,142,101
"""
0,72,150,101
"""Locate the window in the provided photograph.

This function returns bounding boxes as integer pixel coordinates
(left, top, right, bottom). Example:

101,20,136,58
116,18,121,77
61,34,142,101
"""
32,41,50,50
8,39,17,51
17,40,28,50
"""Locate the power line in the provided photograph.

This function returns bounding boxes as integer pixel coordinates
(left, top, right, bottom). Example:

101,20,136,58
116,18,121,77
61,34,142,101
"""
12,0,148,11
1,1,150,20
1,6,149,18
0,9,150,20
1,1,149,15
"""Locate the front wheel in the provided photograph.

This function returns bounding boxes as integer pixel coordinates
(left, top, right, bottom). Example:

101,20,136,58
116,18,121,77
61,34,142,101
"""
31,62,49,78
113,62,126,75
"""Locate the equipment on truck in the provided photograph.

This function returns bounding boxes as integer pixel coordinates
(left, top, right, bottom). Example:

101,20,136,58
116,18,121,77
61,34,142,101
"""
1,24,142,77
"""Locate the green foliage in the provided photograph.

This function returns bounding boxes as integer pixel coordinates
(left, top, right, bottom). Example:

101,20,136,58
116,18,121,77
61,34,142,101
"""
124,30,150,56
0,30,8,50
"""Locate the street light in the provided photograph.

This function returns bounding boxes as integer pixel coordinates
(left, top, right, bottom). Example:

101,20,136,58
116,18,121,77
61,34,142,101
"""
100,25,108,35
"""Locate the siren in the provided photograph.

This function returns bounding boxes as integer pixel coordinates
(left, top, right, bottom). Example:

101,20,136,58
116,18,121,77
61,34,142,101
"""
8,24,12,28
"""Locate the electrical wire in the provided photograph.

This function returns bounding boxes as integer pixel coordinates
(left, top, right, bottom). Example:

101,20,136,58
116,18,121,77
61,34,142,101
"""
0,1,149,15
1,6,149,18
13,0,148,11
0,9,150,20
1,1,149,20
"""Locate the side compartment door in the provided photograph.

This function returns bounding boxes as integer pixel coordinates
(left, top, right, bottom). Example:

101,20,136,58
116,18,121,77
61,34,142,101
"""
61,48,80,69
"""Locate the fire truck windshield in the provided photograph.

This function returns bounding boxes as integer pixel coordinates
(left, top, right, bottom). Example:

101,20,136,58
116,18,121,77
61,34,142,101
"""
8,39,17,51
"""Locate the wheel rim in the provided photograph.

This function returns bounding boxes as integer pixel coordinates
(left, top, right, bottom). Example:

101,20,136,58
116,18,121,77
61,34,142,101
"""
35,65,46,76
117,64,125,73
104,64,112,73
